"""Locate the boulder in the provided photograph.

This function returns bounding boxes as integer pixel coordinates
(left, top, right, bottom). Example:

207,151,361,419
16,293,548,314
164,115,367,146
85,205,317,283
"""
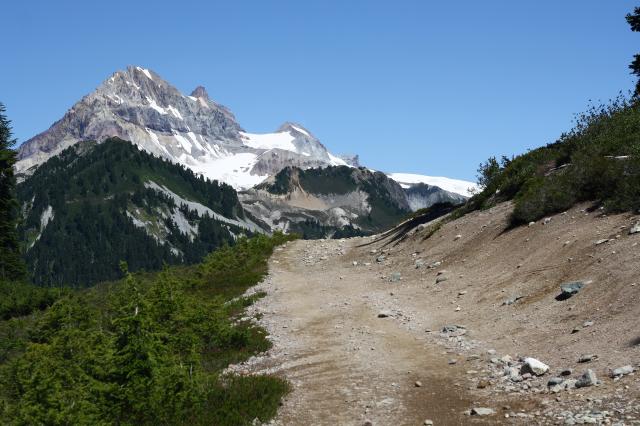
610,365,634,377
630,222,640,235
575,369,598,388
521,357,550,376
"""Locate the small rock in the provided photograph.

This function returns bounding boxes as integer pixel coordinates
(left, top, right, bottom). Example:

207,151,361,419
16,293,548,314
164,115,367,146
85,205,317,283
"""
435,276,448,284
583,320,594,327
502,295,524,306
448,359,457,365
363,419,373,426
389,272,402,283
477,379,490,389
470,407,495,416
528,221,535,227
629,222,640,234
415,381,423,387
454,234,462,241
352,261,358,266
578,354,597,363
548,377,564,386
558,281,585,300
521,357,550,376
595,239,609,245
377,310,393,318
415,259,425,269
560,368,573,376
575,369,598,388
610,365,634,377
376,255,386,263
424,420,433,426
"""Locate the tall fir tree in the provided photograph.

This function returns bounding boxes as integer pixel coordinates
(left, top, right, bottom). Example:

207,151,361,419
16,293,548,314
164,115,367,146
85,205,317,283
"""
626,7,640,96
0,103,26,280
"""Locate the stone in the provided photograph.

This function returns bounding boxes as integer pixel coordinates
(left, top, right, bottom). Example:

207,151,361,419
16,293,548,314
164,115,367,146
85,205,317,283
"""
502,295,524,306
454,234,462,241
558,281,585,300
583,320,594,327
389,272,402,283
352,261,358,266
377,310,393,318
477,379,490,389
471,407,495,416
548,377,564,386
610,365,634,377
521,357,550,376
560,368,573,376
415,381,423,387
376,255,386,263
435,276,448,284
363,420,373,426
595,239,609,245
415,259,425,269
575,369,598,388
630,222,640,235
578,354,597,363
424,420,433,426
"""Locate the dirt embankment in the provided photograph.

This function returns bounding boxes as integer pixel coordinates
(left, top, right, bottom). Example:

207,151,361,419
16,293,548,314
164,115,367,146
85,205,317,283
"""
230,202,640,425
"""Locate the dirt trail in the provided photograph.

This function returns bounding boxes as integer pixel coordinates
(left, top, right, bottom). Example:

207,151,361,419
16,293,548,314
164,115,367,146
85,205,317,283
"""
232,239,480,426
231,202,640,425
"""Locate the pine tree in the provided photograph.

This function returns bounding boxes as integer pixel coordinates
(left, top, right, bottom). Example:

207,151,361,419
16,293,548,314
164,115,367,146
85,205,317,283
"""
626,7,640,96
0,103,26,280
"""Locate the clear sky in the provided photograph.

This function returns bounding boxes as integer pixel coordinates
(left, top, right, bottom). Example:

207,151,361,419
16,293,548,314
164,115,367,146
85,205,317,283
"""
1,0,637,181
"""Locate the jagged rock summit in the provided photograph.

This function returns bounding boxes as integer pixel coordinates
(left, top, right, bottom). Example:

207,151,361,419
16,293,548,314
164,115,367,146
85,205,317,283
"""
16,66,350,189
16,65,476,207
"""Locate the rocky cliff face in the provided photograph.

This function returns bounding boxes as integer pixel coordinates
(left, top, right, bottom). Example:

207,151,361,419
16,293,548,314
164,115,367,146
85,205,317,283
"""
16,66,350,189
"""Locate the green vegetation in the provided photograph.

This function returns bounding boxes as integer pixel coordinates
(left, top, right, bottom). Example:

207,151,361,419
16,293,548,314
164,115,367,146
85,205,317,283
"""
259,165,410,235
464,95,640,225
0,232,295,425
18,138,246,287
0,103,26,281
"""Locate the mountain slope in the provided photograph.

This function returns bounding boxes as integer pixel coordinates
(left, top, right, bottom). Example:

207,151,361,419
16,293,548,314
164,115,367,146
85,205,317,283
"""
240,165,411,237
18,138,260,286
15,66,349,189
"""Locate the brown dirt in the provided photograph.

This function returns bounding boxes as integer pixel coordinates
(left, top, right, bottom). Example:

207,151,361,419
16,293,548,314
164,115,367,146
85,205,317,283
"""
232,201,640,425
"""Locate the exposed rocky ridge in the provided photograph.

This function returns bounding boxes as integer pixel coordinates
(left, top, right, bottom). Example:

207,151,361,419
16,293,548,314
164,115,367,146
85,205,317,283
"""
240,166,411,236
15,66,351,188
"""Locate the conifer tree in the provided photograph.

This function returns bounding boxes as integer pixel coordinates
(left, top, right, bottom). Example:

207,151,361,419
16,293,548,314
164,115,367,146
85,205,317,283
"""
0,103,26,280
626,7,640,96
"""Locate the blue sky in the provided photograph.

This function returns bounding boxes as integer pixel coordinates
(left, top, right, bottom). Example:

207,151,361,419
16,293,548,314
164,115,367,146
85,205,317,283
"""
2,1,637,181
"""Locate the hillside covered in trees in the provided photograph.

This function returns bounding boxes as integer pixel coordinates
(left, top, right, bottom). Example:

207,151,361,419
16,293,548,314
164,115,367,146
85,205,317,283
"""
17,139,252,286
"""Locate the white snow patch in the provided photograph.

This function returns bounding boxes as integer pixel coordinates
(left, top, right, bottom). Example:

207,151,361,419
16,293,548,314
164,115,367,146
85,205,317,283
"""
187,96,197,102
240,131,297,152
388,173,478,197
145,96,167,115
191,152,268,190
145,128,171,156
167,105,183,120
328,153,349,167
136,66,153,80
173,132,193,154
40,205,54,230
290,125,311,137
186,132,206,152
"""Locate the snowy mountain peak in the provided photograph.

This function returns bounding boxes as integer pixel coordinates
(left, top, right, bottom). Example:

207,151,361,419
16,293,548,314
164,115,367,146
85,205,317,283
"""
277,122,314,138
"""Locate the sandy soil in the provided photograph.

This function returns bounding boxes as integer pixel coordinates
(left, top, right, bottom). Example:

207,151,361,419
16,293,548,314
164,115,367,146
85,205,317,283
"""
230,202,640,425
